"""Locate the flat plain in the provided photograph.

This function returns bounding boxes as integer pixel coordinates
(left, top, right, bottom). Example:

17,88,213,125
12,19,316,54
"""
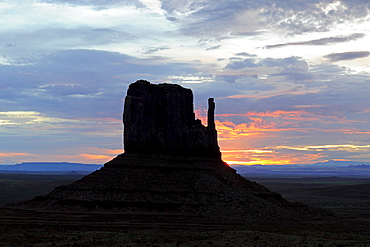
0,173,369,246
0,174,85,206
249,176,370,221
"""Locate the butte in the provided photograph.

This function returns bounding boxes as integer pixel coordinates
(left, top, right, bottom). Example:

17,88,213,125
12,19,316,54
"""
8,80,325,230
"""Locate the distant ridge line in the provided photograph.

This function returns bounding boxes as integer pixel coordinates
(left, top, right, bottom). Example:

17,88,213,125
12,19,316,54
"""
0,162,103,172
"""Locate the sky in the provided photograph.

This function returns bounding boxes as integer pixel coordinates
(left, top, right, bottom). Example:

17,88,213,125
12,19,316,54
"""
1,0,370,166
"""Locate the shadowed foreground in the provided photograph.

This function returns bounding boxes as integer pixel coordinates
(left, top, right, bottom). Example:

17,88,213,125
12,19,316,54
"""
0,207,369,246
1,174,370,246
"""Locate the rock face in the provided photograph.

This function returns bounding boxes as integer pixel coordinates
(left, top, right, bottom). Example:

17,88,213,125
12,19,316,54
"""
11,80,324,228
123,80,220,158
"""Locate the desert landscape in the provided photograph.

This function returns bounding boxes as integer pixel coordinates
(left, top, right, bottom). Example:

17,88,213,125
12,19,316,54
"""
3,1,370,246
1,173,370,246
1,81,370,246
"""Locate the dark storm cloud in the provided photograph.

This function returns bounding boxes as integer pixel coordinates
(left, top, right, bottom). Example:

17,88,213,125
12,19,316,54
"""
265,33,366,49
323,51,370,61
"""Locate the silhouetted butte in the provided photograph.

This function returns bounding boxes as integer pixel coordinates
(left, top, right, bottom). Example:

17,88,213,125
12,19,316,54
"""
10,80,325,228
122,80,220,158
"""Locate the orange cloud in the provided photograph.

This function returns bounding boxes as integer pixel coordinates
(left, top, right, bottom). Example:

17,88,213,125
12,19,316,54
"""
102,149,123,155
197,107,326,133
79,154,112,161
0,148,123,165
215,116,291,141
277,144,370,151
79,147,123,155
194,107,370,165
217,109,356,126
222,144,370,165
0,152,31,157
222,149,325,165
218,110,332,122
68,147,123,163
194,108,207,123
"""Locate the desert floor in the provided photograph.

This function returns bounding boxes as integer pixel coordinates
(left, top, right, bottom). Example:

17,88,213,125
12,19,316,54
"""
0,173,369,246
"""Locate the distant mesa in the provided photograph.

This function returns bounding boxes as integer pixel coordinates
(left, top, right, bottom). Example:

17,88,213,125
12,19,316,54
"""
8,80,327,228
0,162,102,174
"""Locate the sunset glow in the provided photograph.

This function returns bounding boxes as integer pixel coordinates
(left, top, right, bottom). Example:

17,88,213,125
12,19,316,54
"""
1,1,370,165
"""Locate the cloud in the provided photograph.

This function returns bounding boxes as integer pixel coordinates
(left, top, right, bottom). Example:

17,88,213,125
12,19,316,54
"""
263,0,370,34
161,0,266,37
143,46,170,54
324,51,370,61
160,0,370,38
216,75,241,84
222,56,313,82
0,2,173,61
215,105,370,165
0,111,73,125
205,45,222,51
0,26,142,59
0,110,124,164
212,58,370,127
234,52,257,57
40,0,145,9
225,56,309,70
0,149,121,165
38,85,98,97
225,58,258,69
278,144,370,151
2,0,370,166
223,149,325,165
0,152,31,157
0,49,197,119
265,33,365,49
199,56,370,165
